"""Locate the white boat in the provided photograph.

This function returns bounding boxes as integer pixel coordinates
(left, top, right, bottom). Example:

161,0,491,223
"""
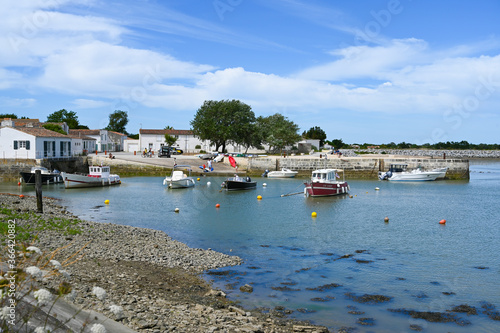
263,168,298,178
378,164,444,181
163,165,196,188
304,169,349,197
431,167,448,179
61,165,121,188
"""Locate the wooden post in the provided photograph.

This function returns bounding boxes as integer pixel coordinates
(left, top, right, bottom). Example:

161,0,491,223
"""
35,169,43,213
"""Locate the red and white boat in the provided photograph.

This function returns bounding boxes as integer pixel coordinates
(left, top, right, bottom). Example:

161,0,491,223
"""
61,165,121,189
304,169,349,197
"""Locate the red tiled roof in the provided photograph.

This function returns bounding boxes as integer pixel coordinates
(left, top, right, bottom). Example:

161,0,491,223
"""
68,129,101,136
140,129,193,135
14,127,70,138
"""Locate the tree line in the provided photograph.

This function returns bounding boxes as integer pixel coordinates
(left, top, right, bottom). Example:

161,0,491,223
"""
3,102,499,151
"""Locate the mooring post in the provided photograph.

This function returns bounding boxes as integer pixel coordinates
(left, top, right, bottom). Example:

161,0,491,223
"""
35,169,43,213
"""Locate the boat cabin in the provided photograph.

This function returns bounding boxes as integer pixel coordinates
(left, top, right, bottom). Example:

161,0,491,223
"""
311,169,343,183
388,164,408,173
89,166,110,178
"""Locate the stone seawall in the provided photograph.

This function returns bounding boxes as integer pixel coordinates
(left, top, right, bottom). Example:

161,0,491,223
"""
344,149,500,158
248,157,469,180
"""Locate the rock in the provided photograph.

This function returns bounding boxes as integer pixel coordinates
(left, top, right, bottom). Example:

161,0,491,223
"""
240,284,254,293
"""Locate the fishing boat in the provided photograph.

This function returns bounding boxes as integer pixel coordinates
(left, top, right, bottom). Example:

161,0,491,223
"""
221,176,257,191
20,166,62,184
262,168,298,178
378,164,444,181
61,165,121,189
431,167,448,179
163,165,196,188
304,169,349,197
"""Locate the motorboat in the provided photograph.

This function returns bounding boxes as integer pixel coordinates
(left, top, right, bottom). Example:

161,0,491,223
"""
431,167,448,179
163,165,196,188
61,165,121,188
221,176,256,191
378,164,443,181
20,166,62,184
304,169,349,197
262,168,298,178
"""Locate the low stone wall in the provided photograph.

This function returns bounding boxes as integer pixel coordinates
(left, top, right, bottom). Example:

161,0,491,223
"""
345,149,500,158
248,157,469,180
0,159,38,182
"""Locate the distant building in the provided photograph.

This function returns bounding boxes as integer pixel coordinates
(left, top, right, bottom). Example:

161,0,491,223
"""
69,129,115,152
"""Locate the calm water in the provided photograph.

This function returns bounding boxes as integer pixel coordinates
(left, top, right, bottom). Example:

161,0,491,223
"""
2,161,499,332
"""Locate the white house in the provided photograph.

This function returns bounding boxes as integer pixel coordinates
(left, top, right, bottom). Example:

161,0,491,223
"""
69,129,111,152
139,129,201,153
0,127,72,159
124,138,139,152
67,133,96,155
139,129,250,153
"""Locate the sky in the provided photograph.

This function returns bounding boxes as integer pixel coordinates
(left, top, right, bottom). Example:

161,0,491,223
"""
1,0,500,144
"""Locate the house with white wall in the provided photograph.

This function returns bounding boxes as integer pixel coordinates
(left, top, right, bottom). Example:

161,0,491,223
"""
139,129,251,153
69,129,111,152
0,127,72,159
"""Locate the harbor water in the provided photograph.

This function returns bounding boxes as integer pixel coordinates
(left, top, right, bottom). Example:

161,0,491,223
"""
2,160,499,332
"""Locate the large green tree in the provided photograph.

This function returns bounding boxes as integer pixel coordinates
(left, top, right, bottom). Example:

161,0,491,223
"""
257,113,301,153
46,109,82,129
0,113,19,119
191,100,256,152
105,110,128,134
302,126,327,147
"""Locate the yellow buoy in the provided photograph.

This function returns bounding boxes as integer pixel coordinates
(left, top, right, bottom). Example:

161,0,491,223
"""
257,195,262,200
311,212,317,218
175,208,180,213
197,178,200,181
104,200,110,205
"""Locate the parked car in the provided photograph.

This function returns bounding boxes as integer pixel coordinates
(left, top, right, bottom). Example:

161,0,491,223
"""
158,146,183,157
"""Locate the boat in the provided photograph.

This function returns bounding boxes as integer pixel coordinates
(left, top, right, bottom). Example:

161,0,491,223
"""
304,169,349,197
262,168,298,178
378,164,444,181
431,167,448,179
221,176,257,191
61,165,121,188
163,165,196,188
20,166,62,184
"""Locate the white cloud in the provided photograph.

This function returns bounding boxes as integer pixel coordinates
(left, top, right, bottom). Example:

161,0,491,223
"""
0,97,36,107
71,98,109,109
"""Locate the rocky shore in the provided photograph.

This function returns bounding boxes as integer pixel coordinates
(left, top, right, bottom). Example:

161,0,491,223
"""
1,194,330,333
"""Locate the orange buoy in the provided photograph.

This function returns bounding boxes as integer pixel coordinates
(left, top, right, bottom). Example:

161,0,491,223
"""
215,203,220,208
19,194,25,199
384,217,389,223
18,182,21,186
439,219,446,224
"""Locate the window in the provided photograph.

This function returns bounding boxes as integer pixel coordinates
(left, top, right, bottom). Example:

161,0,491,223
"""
13,140,30,150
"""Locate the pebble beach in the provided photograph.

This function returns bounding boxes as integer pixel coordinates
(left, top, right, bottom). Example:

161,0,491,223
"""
1,193,331,333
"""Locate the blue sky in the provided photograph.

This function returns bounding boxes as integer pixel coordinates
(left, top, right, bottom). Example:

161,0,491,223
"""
1,0,500,144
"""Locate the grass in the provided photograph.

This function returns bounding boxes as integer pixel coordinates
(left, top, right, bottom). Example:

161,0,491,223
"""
0,206,82,245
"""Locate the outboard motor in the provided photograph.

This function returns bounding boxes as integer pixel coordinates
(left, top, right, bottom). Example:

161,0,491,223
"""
246,176,251,182
261,169,269,177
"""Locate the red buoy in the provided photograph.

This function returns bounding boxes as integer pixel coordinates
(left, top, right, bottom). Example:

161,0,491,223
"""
18,182,21,186
439,219,446,224
19,194,24,198
215,203,220,208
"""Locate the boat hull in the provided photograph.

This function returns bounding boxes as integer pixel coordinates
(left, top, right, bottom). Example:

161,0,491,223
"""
379,171,442,181
62,173,121,188
223,179,257,190
20,172,62,184
166,178,196,188
267,171,297,178
304,181,349,197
